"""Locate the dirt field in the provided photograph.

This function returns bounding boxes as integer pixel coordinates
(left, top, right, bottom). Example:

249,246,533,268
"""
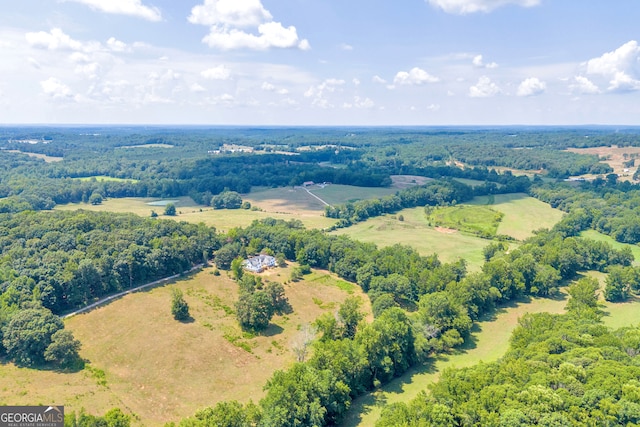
567,145,640,181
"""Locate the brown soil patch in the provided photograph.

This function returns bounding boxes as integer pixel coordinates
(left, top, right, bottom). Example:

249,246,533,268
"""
567,145,640,181
435,226,458,234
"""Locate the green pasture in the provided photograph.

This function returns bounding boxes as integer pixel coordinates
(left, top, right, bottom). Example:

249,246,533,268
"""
55,196,336,231
308,184,398,205
331,207,494,271
467,193,565,240
428,205,502,237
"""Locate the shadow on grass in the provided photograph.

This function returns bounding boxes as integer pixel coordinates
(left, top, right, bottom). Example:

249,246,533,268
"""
261,324,284,337
0,355,86,374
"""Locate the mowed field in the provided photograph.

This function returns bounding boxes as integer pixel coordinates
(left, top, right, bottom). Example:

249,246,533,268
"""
332,194,563,271
55,195,336,232
0,265,370,425
468,193,565,240
54,183,400,232
331,207,491,270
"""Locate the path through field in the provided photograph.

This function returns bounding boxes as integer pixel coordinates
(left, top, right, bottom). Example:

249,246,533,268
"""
62,264,203,318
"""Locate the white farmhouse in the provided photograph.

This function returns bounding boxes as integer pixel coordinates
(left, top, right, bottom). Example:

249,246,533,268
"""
243,254,277,273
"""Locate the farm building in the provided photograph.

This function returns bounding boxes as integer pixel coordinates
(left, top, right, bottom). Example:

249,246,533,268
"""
243,254,277,273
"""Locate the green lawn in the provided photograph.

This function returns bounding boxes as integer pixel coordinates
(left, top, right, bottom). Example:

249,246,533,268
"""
331,207,495,271
467,193,565,240
428,205,502,237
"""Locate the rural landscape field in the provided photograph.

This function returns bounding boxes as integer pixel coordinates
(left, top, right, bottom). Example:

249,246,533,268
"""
3,1,640,426
3,125,640,427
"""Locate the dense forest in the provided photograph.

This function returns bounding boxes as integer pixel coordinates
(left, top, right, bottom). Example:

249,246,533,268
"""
2,126,640,425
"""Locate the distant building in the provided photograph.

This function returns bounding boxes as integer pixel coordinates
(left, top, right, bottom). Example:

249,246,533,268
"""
243,254,277,273
302,181,314,187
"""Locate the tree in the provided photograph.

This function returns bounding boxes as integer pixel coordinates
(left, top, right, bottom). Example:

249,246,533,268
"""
291,323,317,362
338,296,365,339
88,191,103,205
44,329,82,367
236,291,274,331
171,288,190,321
3,308,64,366
164,203,177,216
231,257,244,281
566,277,601,319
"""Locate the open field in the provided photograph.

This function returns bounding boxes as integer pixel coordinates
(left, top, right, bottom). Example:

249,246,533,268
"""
0,265,370,425
390,175,432,189
54,196,337,232
581,229,640,266
343,293,570,426
567,145,640,182
4,150,63,162
428,205,502,237
344,285,640,427
308,184,397,206
468,193,565,240
331,207,492,271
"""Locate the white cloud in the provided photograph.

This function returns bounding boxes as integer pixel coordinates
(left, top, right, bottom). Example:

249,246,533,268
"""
261,82,289,94
340,43,354,51
427,0,540,14
201,65,231,80
40,77,73,99
201,22,309,50
26,28,100,52
188,0,272,27
107,37,129,52
27,57,42,69
190,0,309,50
472,54,498,69
64,0,162,21
75,62,101,79
469,76,501,97
393,67,439,86
570,76,600,95
372,75,387,84
305,78,345,108
190,83,206,93
343,96,375,109
517,77,546,97
586,40,640,92
353,78,361,86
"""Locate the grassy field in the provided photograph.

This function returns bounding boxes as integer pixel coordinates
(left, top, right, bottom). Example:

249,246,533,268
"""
331,207,493,271
343,293,570,427
0,265,370,425
308,184,398,205
428,205,502,237
5,150,63,162
468,193,565,240
55,196,336,232
581,229,640,266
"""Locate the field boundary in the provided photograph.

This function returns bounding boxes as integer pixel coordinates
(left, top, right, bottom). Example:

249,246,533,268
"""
62,264,204,319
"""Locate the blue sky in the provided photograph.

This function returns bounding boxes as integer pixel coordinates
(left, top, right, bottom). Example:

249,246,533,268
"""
1,0,639,125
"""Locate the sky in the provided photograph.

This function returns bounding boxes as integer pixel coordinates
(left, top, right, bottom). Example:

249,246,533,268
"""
0,0,639,126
